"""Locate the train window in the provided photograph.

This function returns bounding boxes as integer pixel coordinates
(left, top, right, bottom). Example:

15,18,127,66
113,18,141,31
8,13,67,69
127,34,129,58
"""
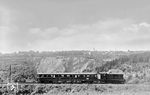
67,75,70,77
114,75,117,78
39,75,42,77
73,75,75,77
113,75,118,79
44,75,47,77
89,75,93,77
107,75,112,79
75,75,77,78
97,74,101,79
48,75,51,77
87,75,89,77
81,75,84,77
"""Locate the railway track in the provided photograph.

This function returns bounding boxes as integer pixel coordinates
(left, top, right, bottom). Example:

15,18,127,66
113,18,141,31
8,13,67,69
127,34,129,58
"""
1,82,150,86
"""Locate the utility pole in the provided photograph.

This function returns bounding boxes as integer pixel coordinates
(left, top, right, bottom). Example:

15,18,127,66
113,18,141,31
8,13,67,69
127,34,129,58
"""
8,64,19,94
9,65,11,83
9,64,17,83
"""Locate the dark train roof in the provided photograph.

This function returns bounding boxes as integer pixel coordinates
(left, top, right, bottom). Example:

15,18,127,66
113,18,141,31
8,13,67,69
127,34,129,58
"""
37,72,97,75
37,72,124,75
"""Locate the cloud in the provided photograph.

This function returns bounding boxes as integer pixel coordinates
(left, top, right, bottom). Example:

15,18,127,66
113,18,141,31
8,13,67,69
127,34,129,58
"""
22,19,150,51
2,18,150,53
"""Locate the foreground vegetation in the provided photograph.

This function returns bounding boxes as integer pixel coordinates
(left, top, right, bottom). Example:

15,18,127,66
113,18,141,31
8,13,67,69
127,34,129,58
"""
0,50,150,94
1,84,150,95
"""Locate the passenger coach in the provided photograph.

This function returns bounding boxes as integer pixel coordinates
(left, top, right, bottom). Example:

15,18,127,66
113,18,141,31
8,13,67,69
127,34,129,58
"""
37,73,98,84
37,72,125,84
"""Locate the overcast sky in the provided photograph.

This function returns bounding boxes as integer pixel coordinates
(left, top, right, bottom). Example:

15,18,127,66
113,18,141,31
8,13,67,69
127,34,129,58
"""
1,0,150,53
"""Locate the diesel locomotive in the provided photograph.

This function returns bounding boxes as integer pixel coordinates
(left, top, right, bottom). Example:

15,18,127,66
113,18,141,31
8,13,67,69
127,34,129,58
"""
37,72,125,84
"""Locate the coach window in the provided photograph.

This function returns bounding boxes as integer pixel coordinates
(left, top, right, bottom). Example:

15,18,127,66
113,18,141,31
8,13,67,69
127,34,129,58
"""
93,75,95,77
42,75,44,77
67,75,70,77
97,74,101,79
39,75,42,77
47,75,49,77
55,75,58,77
44,75,47,77
75,75,77,78
115,75,118,79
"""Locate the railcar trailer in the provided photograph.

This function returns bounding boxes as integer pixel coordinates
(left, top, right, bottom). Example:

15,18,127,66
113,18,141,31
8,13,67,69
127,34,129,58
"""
37,72,125,84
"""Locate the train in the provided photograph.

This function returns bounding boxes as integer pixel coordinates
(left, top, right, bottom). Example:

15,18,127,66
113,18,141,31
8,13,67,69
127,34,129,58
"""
37,72,126,84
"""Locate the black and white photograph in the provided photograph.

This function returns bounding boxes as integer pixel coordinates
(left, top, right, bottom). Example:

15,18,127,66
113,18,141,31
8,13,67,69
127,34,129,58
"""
0,0,150,95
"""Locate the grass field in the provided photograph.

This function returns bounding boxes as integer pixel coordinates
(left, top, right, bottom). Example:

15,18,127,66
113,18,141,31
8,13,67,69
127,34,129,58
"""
1,83,150,95
40,84,150,95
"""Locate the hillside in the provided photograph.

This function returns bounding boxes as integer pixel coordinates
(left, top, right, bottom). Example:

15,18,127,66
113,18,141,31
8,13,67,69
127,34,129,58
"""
0,51,150,83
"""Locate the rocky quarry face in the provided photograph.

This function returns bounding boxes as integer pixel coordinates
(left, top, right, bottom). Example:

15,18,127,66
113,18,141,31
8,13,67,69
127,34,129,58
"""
37,57,97,73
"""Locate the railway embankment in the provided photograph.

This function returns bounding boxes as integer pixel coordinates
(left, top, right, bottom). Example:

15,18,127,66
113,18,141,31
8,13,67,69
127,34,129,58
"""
1,83,150,95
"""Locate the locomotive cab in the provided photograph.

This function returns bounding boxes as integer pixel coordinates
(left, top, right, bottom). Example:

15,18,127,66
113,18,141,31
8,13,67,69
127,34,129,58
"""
97,70,125,84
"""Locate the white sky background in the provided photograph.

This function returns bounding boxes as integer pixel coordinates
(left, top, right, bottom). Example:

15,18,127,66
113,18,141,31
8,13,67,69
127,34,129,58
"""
1,0,150,53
